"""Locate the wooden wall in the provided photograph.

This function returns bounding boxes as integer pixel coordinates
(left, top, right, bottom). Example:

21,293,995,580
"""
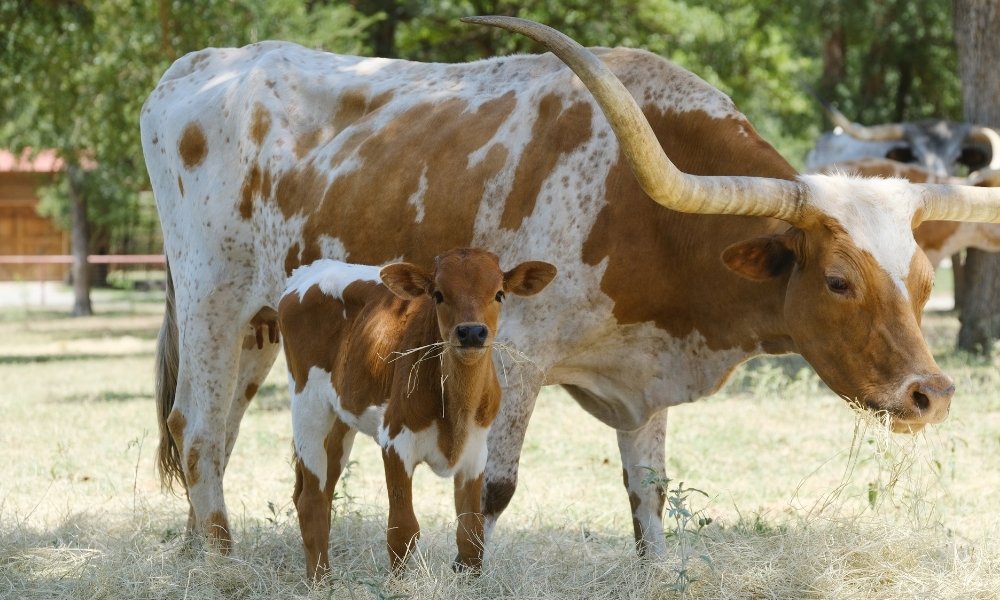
0,172,70,281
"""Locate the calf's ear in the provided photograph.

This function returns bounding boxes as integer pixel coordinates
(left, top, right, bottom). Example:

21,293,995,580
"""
380,263,434,299
722,234,798,281
505,261,557,296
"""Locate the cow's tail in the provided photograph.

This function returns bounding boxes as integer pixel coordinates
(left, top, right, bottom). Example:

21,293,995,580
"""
155,260,184,492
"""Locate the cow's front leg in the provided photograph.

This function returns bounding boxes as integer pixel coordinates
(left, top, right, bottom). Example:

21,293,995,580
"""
481,377,543,546
452,473,485,573
617,408,668,558
382,448,419,573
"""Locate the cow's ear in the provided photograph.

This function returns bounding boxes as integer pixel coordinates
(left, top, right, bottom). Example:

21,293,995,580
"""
504,261,557,296
722,234,798,281
380,263,434,300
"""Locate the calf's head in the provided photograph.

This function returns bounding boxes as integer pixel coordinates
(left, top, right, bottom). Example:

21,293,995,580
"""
380,248,556,364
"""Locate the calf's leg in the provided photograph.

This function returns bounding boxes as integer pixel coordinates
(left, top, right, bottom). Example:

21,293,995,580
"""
292,403,355,580
452,473,485,572
382,447,419,573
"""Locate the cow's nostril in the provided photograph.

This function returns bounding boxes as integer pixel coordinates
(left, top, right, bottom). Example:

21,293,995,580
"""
912,390,930,412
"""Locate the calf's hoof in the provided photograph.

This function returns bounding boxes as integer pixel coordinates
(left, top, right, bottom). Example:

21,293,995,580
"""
452,555,482,575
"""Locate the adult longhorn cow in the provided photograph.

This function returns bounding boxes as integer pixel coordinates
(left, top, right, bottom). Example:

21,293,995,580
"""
140,16,1000,557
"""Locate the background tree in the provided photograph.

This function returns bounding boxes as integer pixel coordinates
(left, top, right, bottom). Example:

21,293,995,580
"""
953,0,1000,354
0,0,370,315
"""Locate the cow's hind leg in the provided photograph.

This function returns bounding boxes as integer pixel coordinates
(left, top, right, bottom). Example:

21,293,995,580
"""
169,296,246,553
617,409,668,558
481,376,544,547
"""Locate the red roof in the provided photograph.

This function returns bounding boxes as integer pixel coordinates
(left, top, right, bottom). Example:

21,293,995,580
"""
0,149,64,173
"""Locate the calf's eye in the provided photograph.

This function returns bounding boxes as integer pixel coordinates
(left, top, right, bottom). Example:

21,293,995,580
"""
495,290,505,303
433,291,444,304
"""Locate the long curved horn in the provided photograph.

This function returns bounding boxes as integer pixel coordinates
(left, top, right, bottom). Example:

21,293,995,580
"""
920,183,1000,223
966,167,1000,187
822,103,906,141
967,125,1000,169
461,15,806,223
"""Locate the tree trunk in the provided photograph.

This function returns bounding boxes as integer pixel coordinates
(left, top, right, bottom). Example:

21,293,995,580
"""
951,251,965,309
67,165,93,317
953,0,1000,354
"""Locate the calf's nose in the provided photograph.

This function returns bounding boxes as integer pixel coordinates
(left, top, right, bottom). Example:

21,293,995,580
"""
455,324,488,347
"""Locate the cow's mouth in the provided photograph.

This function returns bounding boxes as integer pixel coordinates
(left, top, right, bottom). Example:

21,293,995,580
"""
854,398,933,435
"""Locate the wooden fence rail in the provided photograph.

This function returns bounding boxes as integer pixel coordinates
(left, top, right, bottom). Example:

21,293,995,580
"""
0,255,166,265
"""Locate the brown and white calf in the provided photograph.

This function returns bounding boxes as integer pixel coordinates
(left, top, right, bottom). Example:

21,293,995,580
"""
278,248,556,578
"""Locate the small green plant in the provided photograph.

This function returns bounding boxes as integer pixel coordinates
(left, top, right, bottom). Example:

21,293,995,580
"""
642,469,713,598
333,459,360,514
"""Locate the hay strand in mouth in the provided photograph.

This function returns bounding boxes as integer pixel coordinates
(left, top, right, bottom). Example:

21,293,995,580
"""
382,341,449,397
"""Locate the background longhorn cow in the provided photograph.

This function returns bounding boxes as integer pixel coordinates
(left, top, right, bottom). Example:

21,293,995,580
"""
805,102,1000,177
140,15,1000,558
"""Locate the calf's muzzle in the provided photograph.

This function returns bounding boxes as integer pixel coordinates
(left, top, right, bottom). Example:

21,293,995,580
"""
455,323,489,348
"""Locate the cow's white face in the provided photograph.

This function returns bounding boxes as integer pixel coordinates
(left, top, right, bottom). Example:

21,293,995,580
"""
723,174,952,431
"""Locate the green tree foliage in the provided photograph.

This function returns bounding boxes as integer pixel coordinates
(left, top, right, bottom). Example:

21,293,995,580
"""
0,0,370,287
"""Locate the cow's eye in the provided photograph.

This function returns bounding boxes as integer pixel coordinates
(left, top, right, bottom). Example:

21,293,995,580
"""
495,290,505,303
825,275,851,295
433,291,444,304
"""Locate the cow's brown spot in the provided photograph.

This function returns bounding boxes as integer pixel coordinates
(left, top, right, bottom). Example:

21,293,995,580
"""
205,510,232,554
331,89,395,134
185,440,201,487
581,107,797,351
483,479,516,516
244,383,259,402
295,129,322,159
276,163,327,221
166,409,186,451
284,243,301,276
239,164,262,219
293,92,515,266
177,175,185,197
251,102,271,146
178,122,207,169
501,94,592,230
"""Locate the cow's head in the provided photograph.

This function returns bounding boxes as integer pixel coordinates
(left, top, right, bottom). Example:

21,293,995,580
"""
380,248,556,365
465,16,1000,431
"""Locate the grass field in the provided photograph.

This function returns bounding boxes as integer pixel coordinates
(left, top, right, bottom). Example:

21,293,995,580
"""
2,282,1000,598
